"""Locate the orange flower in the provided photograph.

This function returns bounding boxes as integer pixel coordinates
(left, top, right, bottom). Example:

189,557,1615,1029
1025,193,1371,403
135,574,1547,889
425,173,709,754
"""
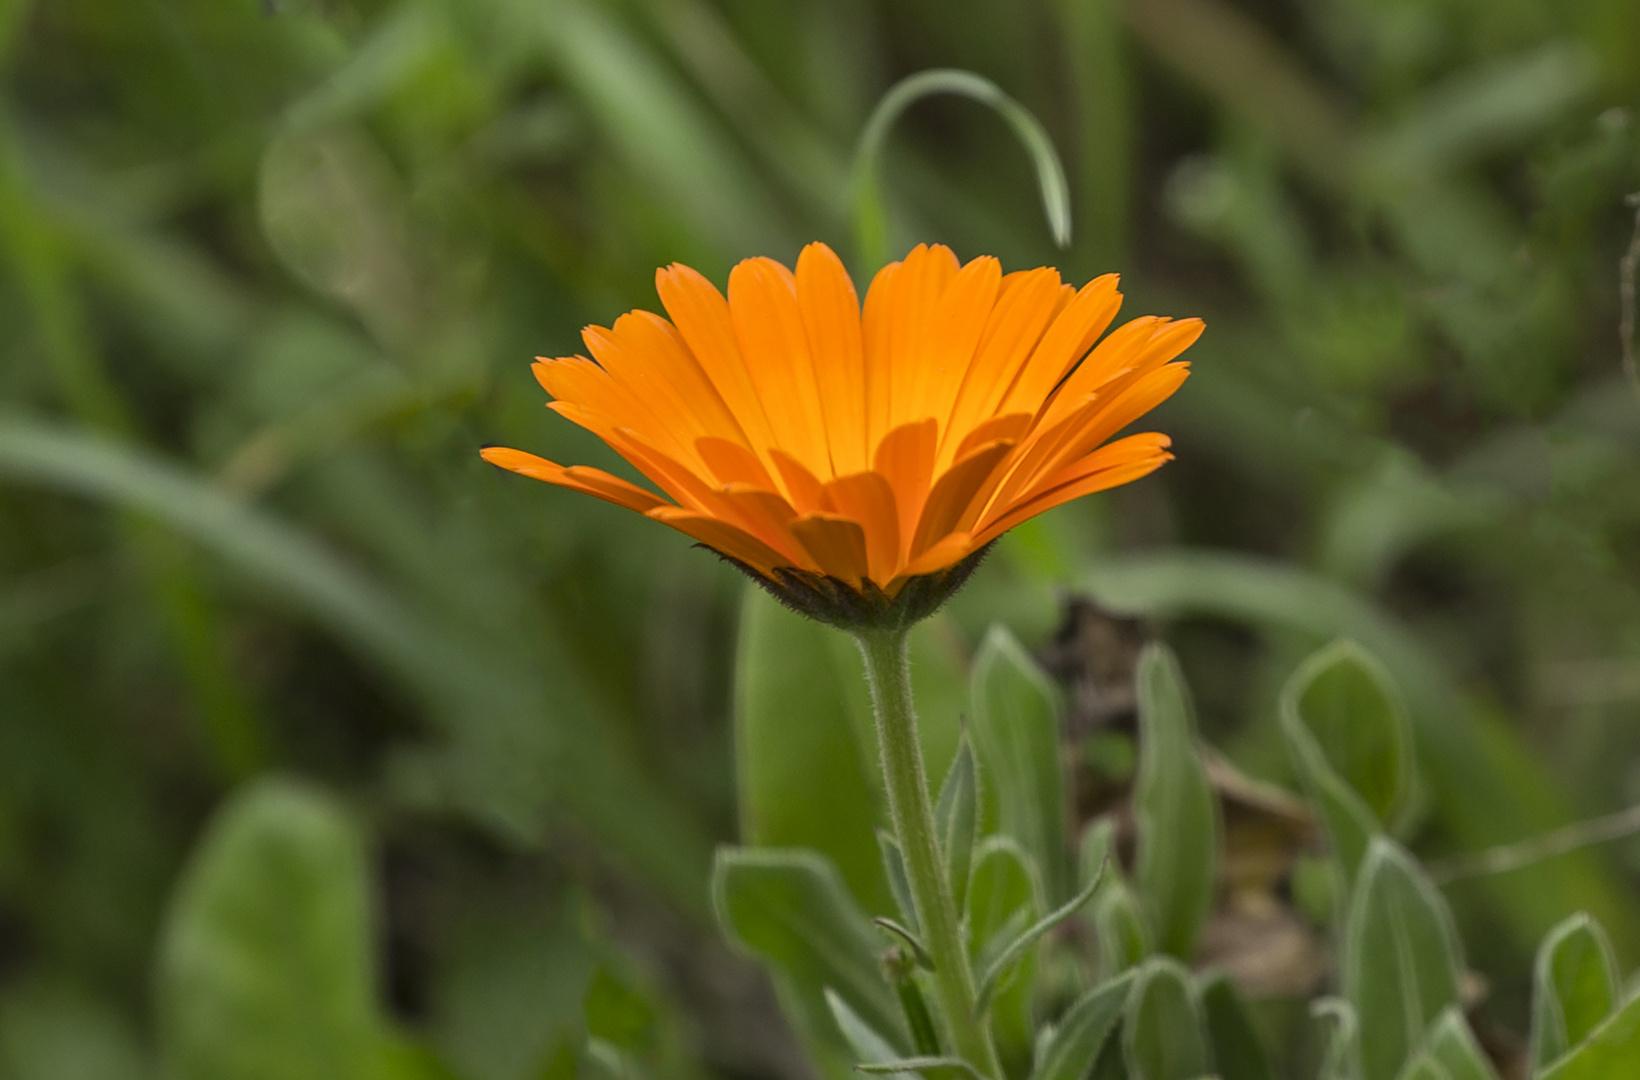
484,242,1200,626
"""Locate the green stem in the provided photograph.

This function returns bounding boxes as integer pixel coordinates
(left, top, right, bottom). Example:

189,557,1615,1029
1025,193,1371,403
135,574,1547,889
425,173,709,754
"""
856,628,1003,1078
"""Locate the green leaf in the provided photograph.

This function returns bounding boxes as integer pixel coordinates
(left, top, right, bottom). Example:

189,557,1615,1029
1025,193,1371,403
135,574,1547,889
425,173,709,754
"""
1343,838,1464,1080
1531,914,1620,1070
1195,971,1274,1080
1122,958,1210,1080
1279,651,1390,890
1424,1008,1499,1080
975,857,1108,1012
1094,882,1153,981
1311,998,1360,1080
713,847,906,1057
965,836,1040,1071
1538,990,1640,1080
970,626,1070,902
1285,641,1413,825
878,831,919,929
736,590,892,914
966,837,1040,966
1034,974,1135,1080
156,778,392,1080
935,735,978,918
1131,644,1219,959
825,989,911,1080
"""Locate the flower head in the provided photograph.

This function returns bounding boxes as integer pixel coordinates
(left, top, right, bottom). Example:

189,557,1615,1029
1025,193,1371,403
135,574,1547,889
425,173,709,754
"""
483,242,1200,629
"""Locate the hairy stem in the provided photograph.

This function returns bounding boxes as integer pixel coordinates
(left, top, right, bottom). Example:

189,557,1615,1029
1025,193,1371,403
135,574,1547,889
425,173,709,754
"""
855,629,1002,1078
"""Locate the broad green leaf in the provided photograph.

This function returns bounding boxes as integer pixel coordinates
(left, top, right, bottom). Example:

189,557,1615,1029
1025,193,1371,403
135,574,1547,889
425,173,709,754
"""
971,626,1069,902
1531,914,1620,1071
1424,1008,1499,1080
1094,882,1153,981
935,736,978,918
965,836,1040,1072
1034,974,1135,1080
156,778,390,1080
1279,648,1389,889
1131,644,1219,959
1285,641,1413,824
1539,990,1640,1080
736,591,890,913
1122,958,1209,1080
1195,971,1274,1080
967,837,1041,966
825,989,911,1080
713,847,906,1057
1343,838,1464,1080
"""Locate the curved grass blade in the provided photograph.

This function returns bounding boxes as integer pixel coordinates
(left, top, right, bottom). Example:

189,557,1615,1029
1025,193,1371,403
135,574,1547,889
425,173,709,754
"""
853,68,1071,267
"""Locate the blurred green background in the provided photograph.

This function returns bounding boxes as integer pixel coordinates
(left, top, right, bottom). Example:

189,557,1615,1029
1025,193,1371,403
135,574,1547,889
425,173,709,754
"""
1,0,1638,1077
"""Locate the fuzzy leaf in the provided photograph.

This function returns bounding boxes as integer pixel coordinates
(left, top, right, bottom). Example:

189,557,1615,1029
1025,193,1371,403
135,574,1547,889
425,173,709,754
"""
1424,1008,1499,1080
935,736,979,918
1196,971,1274,1080
971,626,1069,901
1122,958,1210,1080
1033,974,1135,1080
1538,989,1640,1080
1131,645,1219,959
714,847,906,1056
1531,913,1620,1071
1343,839,1464,1080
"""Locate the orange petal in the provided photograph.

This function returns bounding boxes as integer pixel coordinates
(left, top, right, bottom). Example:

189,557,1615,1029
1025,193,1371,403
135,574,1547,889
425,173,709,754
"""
1042,316,1202,429
976,437,1175,545
910,438,1016,559
729,256,833,477
480,447,669,514
940,268,1062,466
796,243,868,476
717,484,819,570
655,264,779,458
790,513,871,586
873,417,938,558
696,436,776,489
907,255,1001,432
894,531,980,583
646,506,791,578
769,449,827,514
861,259,901,452
1000,274,1122,414
952,411,1032,462
822,470,901,584
886,244,960,432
